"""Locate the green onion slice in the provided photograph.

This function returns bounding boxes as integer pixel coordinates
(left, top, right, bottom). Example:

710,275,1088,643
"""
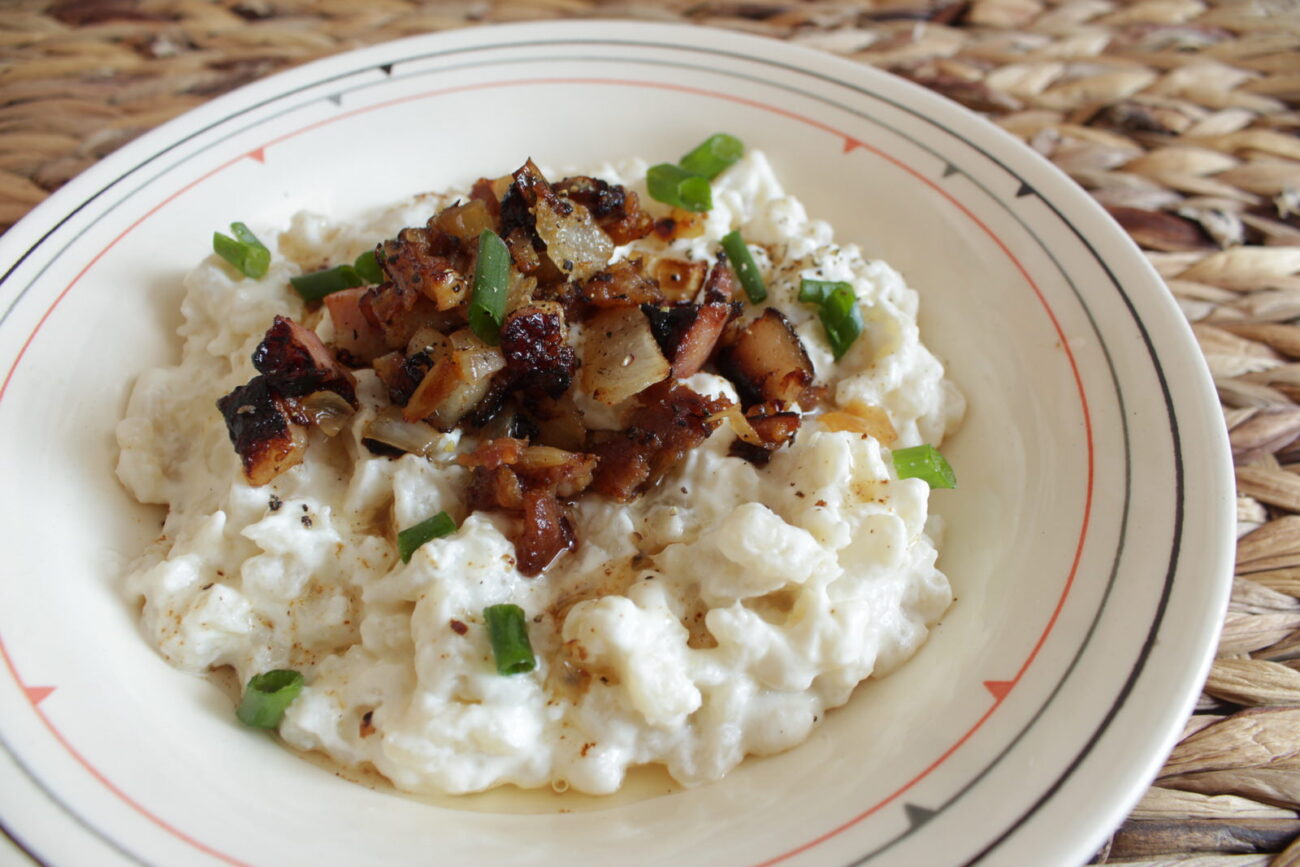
892,444,957,489
720,230,767,303
646,163,713,213
213,221,270,279
679,133,744,180
800,278,864,360
469,229,511,345
290,264,364,302
353,250,384,285
236,669,304,729
397,511,457,563
484,603,536,675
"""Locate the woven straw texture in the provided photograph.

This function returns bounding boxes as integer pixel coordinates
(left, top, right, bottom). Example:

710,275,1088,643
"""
2,1,1299,863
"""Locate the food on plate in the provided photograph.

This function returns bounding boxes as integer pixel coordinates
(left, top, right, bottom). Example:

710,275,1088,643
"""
115,137,964,795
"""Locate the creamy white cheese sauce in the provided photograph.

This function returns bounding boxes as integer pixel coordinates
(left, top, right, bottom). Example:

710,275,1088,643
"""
117,151,964,795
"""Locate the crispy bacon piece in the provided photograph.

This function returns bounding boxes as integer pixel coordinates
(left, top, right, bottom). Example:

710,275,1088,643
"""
217,378,309,486
376,227,469,311
359,281,448,351
517,489,576,576
590,382,731,501
643,301,738,379
500,302,578,399
253,315,357,403
701,255,741,304
553,175,655,245
729,403,801,465
218,316,360,486
578,259,663,309
461,438,597,576
717,308,816,407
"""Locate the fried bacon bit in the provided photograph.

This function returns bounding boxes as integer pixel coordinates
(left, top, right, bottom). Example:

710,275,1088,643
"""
462,438,597,576
449,619,469,635
377,227,471,311
643,302,738,379
219,316,361,486
359,281,447,351
729,402,800,465
590,382,732,501
578,259,664,309
253,315,357,404
717,308,816,407
651,257,708,302
500,302,578,399
553,175,655,245
217,377,309,486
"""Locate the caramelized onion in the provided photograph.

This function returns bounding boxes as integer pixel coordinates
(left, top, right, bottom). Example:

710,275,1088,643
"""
362,407,443,457
580,307,671,406
301,390,355,437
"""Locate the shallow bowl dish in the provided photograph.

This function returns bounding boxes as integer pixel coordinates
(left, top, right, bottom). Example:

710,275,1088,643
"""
0,20,1235,867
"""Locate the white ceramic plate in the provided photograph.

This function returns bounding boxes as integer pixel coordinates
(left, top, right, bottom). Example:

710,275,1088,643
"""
0,21,1235,867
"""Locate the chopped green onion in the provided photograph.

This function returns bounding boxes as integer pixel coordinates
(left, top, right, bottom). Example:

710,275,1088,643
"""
213,221,270,279
236,669,304,729
353,250,384,285
646,163,713,213
469,229,511,345
397,510,456,563
721,230,767,303
484,603,536,675
290,264,364,302
679,133,744,180
892,444,957,489
799,278,863,361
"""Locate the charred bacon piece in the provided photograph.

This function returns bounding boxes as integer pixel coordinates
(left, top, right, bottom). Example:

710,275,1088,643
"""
717,308,816,407
461,438,597,576
359,281,449,351
217,377,309,486
590,382,732,501
376,227,469,311
252,315,358,404
643,301,738,379
553,175,655,245
701,255,741,304
728,403,800,465
578,259,663,309
500,302,578,399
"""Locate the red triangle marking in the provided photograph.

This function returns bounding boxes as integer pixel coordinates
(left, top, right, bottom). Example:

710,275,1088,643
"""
25,685,55,706
247,147,266,164
984,680,1014,702
842,137,865,154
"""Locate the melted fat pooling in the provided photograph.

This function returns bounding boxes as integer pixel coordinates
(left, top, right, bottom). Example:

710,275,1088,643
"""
115,151,964,796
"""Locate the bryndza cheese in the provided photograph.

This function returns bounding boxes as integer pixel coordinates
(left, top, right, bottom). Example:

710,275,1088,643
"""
117,150,964,795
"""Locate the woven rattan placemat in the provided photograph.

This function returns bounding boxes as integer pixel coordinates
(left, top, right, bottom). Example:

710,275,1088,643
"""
2,1,1298,864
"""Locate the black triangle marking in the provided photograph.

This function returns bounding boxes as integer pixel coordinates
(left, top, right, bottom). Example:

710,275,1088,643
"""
904,803,938,830
327,93,342,107
942,163,960,178
1016,181,1036,198
379,63,394,76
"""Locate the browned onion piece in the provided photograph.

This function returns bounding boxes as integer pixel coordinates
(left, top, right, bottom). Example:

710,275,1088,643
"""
361,407,443,457
433,198,496,241
651,258,708,302
532,195,613,283
300,390,355,437
404,329,507,428
581,307,671,406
